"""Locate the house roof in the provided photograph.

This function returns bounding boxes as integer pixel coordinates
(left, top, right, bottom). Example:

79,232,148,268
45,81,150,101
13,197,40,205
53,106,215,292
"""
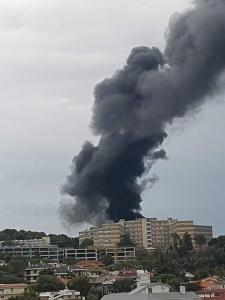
89,275,116,285
24,263,49,270
129,283,171,295
102,292,200,300
54,265,71,274
146,283,171,288
191,277,218,290
0,283,29,289
117,269,137,278
76,260,104,269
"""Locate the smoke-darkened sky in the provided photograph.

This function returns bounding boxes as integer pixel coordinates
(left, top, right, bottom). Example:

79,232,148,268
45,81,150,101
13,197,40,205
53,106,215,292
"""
0,0,224,236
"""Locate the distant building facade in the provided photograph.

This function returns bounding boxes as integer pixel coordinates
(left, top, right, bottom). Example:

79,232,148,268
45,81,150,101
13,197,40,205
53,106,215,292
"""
0,283,28,300
0,237,50,247
0,243,135,264
64,247,136,263
79,217,213,250
0,245,64,260
169,220,213,245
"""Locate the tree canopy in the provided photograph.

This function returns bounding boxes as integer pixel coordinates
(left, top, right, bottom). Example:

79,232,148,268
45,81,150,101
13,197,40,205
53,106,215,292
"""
0,229,79,249
34,275,65,292
79,238,94,248
68,276,90,296
194,234,207,249
114,279,136,293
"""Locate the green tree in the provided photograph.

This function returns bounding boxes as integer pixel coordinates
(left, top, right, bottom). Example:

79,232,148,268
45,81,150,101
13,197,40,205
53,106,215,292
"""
194,234,207,250
208,235,225,248
153,274,181,291
79,238,94,248
0,229,46,242
102,254,114,266
114,279,136,293
86,287,102,300
135,248,149,260
8,258,27,278
182,233,193,252
170,233,182,252
48,234,79,248
68,276,90,297
34,275,65,292
0,271,22,283
0,228,79,249
62,257,77,265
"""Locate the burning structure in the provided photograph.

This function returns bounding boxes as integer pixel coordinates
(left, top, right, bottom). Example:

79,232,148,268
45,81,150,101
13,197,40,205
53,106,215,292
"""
60,0,225,225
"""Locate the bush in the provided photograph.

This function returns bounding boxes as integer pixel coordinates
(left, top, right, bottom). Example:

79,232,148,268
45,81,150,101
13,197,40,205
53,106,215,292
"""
34,275,65,292
68,276,90,296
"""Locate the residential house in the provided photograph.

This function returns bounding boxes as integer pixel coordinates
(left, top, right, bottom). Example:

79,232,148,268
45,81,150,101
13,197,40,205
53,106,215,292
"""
54,263,105,286
0,283,29,300
129,283,171,295
101,287,200,300
24,263,50,284
198,289,225,300
39,289,81,300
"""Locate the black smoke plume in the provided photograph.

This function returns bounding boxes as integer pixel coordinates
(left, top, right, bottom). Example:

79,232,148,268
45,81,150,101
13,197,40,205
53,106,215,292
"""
60,0,225,225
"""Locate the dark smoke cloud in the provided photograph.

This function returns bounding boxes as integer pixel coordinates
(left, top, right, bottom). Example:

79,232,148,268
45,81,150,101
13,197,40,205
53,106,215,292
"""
60,0,225,225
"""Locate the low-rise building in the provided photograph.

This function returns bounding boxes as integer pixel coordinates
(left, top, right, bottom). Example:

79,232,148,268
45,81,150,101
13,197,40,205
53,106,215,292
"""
0,237,50,247
198,289,225,300
24,263,49,284
0,283,28,300
129,283,171,295
64,248,99,261
0,245,64,260
105,247,136,263
54,263,104,285
39,289,81,300
64,247,135,263
101,288,200,300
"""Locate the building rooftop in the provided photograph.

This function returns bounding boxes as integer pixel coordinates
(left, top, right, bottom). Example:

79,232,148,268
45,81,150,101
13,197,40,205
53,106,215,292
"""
102,292,200,300
24,263,49,270
129,283,171,295
0,283,29,288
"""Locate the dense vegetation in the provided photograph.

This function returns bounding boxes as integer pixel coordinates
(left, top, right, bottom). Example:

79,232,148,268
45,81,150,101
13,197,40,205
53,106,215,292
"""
0,229,46,242
0,257,27,283
135,234,225,289
34,274,65,292
3,229,225,299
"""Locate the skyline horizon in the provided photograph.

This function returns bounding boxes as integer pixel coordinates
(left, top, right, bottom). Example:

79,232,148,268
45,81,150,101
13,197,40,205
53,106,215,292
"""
0,213,217,238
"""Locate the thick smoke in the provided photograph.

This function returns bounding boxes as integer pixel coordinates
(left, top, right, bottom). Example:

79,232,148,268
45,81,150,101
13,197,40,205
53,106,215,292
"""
60,0,225,225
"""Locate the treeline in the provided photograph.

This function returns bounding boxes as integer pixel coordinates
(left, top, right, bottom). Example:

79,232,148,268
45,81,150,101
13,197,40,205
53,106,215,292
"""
0,229,79,248
134,233,225,288
102,234,225,290
0,229,46,241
